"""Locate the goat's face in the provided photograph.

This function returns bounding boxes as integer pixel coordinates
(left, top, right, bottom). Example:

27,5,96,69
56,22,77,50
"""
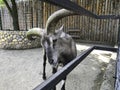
41,34,54,64
41,35,55,66
41,26,64,67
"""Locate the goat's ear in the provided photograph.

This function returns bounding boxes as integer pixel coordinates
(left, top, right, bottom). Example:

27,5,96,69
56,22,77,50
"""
55,25,64,34
59,25,64,31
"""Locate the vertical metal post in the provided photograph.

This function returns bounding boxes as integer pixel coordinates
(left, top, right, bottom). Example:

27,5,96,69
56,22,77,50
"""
115,19,120,90
31,5,33,28
24,3,28,30
0,10,2,30
39,1,43,28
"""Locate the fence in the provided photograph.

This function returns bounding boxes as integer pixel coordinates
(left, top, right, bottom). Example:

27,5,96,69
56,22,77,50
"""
0,0,119,44
33,0,120,90
34,45,117,90
0,0,43,30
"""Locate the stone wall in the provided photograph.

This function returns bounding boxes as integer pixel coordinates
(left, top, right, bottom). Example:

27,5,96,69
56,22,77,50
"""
0,30,41,49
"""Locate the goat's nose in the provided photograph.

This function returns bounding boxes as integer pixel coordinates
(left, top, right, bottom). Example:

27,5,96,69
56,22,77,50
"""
49,59,54,64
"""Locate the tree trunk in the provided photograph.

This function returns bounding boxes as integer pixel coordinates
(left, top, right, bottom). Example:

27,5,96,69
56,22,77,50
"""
11,8,20,30
12,13,20,30
3,0,20,30
11,0,20,30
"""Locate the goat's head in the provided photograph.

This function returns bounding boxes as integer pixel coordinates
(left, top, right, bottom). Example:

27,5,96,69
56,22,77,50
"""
26,25,64,67
41,25,64,67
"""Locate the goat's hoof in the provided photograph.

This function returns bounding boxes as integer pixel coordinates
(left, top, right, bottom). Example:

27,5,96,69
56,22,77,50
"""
61,87,65,90
43,76,46,80
61,88,65,90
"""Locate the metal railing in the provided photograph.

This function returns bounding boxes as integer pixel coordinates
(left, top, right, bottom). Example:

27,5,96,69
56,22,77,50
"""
34,0,120,90
34,45,117,90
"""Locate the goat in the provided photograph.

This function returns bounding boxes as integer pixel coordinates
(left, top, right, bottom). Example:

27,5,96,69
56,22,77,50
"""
41,25,77,90
26,25,77,90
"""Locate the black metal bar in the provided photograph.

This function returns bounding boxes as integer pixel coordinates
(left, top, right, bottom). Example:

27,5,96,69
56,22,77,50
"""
40,0,98,18
0,10,2,30
39,0,120,19
94,45,117,52
33,46,95,90
115,19,120,90
115,46,120,90
24,3,28,30
98,15,120,19
33,45,117,90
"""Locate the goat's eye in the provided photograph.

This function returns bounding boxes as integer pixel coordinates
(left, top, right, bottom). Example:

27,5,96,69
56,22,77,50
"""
53,39,57,48
53,39,57,43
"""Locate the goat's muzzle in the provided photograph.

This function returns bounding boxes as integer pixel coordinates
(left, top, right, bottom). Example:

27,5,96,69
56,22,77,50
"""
48,59,54,64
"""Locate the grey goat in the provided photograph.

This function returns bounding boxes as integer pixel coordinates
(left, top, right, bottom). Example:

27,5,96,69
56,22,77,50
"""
26,25,77,90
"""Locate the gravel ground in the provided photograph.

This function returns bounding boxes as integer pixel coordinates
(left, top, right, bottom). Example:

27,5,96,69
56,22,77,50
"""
0,44,117,90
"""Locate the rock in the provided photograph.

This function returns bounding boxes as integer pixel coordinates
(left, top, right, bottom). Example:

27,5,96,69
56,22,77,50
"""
13,39,17,42
100,57,116,90
100,80,113,90
0,30,41,49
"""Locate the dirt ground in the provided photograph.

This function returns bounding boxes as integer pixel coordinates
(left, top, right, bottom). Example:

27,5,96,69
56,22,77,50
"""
0,43,117,90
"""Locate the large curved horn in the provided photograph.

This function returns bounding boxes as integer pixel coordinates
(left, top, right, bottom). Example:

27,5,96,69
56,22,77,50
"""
26,28,45,40
45,9,80,34
26,9,80,40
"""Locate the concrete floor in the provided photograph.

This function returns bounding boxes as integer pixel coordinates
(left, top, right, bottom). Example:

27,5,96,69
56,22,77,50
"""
0,44,116,90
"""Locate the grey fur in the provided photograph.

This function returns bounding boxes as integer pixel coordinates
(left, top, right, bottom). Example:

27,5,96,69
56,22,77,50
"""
41,26,77,90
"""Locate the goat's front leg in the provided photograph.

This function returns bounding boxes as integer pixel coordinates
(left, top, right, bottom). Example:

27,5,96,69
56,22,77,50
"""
51,67,57,90
43,51,47,80
52,67,57,74
61,76,67,90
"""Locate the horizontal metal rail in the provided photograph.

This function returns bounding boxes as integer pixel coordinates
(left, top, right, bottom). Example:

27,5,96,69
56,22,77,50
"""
94,45,117,52
33,45,117,90
39,0,120,19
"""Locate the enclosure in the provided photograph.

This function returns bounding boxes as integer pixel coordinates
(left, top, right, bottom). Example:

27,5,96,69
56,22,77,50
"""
31,0,120,90
0,0,120,90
